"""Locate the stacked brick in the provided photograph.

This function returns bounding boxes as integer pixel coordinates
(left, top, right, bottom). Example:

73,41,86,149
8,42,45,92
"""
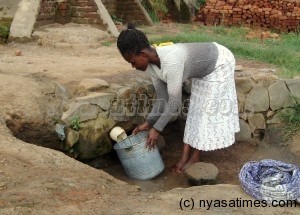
36,0,103,27
200,0,300,32
70,0,103,25
102,0,117,15
36,0,57,27
117,0,151,25
56,0,71,24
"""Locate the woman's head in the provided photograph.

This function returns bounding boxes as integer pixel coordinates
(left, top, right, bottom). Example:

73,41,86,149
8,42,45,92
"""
117,24,150,56
117,24,151,71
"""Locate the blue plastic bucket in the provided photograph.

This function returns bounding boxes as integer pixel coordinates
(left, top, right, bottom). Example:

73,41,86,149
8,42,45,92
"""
113,131,165,180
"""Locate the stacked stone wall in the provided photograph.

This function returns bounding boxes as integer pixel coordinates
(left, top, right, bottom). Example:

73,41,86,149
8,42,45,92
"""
59,71,300,159
199,0,300,32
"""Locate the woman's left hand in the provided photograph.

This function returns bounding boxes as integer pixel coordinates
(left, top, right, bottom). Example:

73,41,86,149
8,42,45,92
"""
146,128,160,150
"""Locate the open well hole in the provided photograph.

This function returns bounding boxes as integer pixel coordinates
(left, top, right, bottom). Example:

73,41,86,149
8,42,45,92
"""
6,115,300,193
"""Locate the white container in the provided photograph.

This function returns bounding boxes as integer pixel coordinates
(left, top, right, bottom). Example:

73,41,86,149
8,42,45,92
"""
109,126,127,142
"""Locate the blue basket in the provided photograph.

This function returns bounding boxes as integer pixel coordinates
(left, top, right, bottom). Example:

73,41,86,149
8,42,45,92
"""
113,131,165,180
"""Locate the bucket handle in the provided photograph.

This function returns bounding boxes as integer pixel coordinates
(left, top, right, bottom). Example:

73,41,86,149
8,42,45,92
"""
125,146,133,152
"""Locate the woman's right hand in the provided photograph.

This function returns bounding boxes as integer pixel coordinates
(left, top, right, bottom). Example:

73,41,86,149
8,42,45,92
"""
132,122,151,135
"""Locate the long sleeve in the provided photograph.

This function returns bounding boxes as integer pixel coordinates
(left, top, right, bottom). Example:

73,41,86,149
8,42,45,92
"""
146,77,168,126
152,63,184,132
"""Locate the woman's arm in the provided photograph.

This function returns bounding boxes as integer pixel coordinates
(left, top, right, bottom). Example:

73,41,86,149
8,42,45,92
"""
145,77,169,126
152,63,184,132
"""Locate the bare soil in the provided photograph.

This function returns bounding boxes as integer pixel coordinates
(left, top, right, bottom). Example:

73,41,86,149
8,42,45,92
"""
0,23,299,214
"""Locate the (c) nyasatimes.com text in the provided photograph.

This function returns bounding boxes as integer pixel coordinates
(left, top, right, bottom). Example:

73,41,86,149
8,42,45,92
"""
179,198,297,210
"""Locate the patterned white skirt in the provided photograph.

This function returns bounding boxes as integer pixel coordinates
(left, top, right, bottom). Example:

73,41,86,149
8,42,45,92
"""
183,43,240,151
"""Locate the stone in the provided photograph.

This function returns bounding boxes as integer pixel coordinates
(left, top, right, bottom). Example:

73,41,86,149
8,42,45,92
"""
54,82,70,101
76,116,115,159
80,116,115,131
78,78,109,91
267,111,275,118
65,128,79,148
248,113,266,133
285,79,300,102
185,162,218,186
251,73,278,87
98,110,109,118
266,112,282,125
265,108,295,125
117,86,134,99
235,65,243,72
78,128,112,160
268,80,296,111
245,86,269,112
109,99,130,122
110,86,137,119
235,77,253,93
61,102,100,125
110,83,124,90
237,92,246,112
95,116,116,131
235,119,251,141
75,92,115,110
15,50,22,56
239,112,248,121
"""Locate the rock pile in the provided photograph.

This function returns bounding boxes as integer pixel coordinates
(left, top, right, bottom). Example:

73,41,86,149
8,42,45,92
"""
59,70,300,159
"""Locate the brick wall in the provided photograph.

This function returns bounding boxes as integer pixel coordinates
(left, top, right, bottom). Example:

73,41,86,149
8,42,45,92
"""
199,0,300,32
116,0,151,25
37,0,103,27
70,0,103,25
56,0,72,24
36,0,151,28
102,0,117,15
36,0,57,27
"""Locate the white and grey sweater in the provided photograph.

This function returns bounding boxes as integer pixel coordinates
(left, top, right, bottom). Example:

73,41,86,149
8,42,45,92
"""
145,42,219,132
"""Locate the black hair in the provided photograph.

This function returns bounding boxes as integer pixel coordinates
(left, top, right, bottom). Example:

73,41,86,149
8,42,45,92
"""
117,24,150,56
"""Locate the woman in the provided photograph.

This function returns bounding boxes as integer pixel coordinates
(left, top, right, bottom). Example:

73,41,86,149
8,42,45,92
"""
117,24,240,173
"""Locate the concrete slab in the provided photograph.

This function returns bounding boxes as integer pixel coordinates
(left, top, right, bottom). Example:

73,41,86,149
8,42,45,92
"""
94,0,119,37
9,0,40,39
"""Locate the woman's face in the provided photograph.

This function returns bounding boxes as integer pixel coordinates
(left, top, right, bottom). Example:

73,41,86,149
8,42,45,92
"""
123,52,149,71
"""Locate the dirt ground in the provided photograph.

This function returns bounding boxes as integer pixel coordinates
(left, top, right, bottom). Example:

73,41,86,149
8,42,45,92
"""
0,23,299,214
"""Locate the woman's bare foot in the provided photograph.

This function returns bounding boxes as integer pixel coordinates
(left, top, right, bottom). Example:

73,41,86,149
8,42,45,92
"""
170,160,187,173
183,149,200,169
170,143,191,173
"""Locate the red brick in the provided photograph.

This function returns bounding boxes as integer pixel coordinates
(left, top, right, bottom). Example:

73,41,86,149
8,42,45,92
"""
58,3,68,10
77,7,91,12
85,12,99,19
